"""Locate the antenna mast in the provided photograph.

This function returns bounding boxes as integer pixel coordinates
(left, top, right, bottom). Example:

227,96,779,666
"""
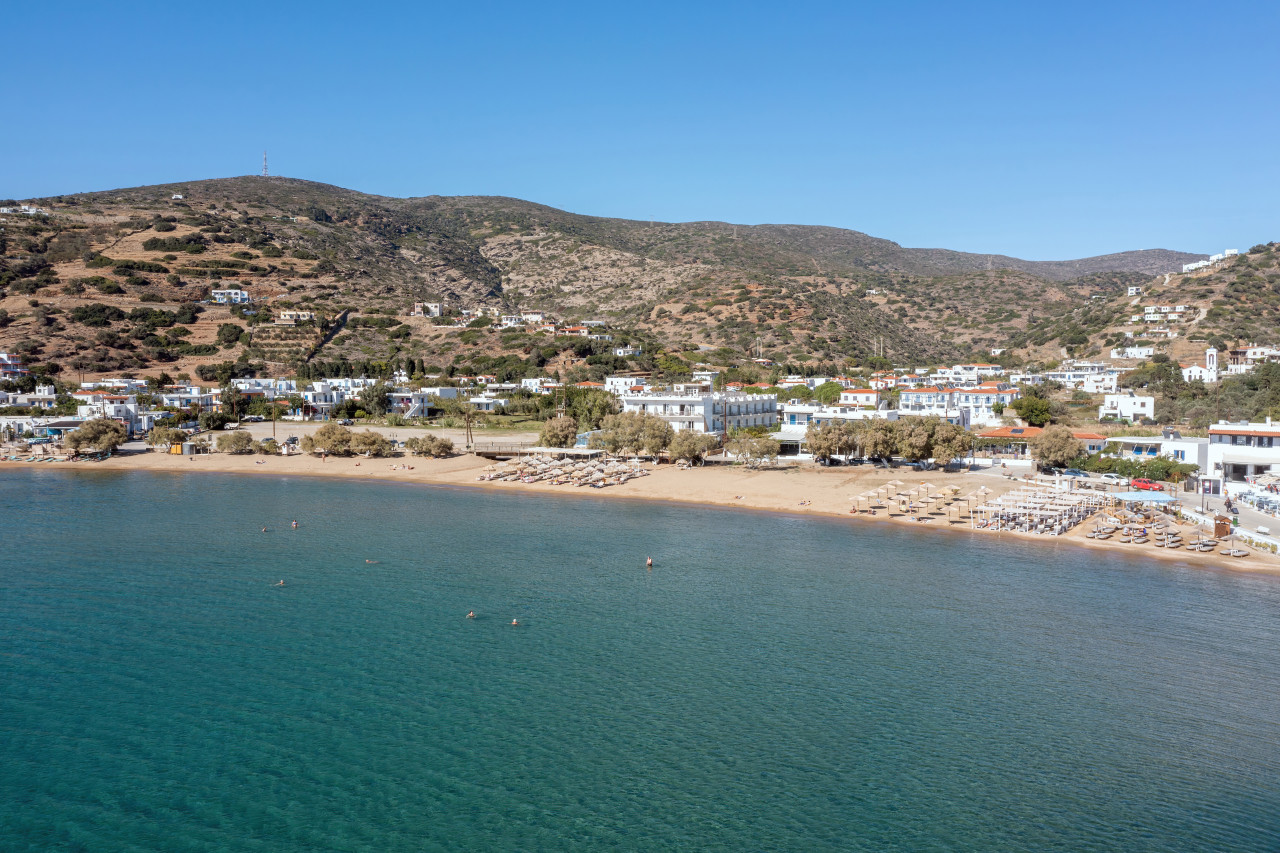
262,151,269,177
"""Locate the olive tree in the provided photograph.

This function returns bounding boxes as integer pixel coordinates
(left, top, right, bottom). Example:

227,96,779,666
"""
215,430,254,454
351,430,395,457
669,430,720,465
1030,425,1083,470
405,435,455,457
66,419,127,453
539,416,579,448
300,423,353,456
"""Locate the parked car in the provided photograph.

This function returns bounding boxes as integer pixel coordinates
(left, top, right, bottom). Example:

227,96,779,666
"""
1131,478,1164,491
338,418,354,426
1099,473,1130,487
1060,468,1090,479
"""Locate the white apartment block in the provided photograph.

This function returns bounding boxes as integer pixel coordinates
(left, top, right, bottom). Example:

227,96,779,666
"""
621,391,777,434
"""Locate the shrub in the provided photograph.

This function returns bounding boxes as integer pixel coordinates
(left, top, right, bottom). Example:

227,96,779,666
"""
290,248,318,260
216,430,254,453
351,430,395,457
113,259,169,273
142,236,205,254
152,220,176,232
405,435,455,457
69,303,126,327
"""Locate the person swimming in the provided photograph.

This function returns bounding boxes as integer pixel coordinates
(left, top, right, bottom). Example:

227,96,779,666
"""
646,556,653,568
291,520,298,529
466,611,476,619
275,580,285,587
262,527,268,533
511,618,519,626
365,559,378,564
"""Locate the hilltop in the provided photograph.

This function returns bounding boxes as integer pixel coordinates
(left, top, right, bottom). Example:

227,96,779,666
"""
1,176,1260,385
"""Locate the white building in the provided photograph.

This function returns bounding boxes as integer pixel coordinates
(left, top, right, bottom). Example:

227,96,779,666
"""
1208,419,1280,484
520,377,561,395
0,352,31,381
837,388,880,408
1105,429,1209,472
211,289,252,305
275,310,315,326
74,392,155,435
952,386,1022,427
1180,347,1219,384
1110,346,1155,360
1081,373,1118,394
1098,391,1155,423
388,387,461,417
1127,285,1143,296
410,302,443,317
614,344,642,357
158,385,219,411
604,375,649,395
621,391,777,434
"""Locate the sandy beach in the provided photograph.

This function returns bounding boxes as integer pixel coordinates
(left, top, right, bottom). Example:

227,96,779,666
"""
9,440,1279,577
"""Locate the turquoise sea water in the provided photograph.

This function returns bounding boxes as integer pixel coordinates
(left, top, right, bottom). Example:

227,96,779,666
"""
2,469,1279,851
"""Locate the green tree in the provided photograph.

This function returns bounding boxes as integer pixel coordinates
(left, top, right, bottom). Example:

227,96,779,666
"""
895,418,934,462
1011,395,1053,426
539,416,579,448
301,423,354,456
811,381,844,405
66,419,127,453
351,430,394,457
861,419,898,460
669,431,719,465
147,426,187,448
1029,426,1083,470
405,435,455,457
358,382,393,417
930,420,973,468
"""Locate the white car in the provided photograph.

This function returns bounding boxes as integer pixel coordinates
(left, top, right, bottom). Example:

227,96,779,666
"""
1100,473,1130,487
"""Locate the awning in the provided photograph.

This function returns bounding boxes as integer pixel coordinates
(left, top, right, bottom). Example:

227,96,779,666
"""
1112,491,1176,503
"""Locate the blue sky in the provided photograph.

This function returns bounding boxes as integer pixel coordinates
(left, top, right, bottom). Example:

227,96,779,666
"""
3,1,1276,259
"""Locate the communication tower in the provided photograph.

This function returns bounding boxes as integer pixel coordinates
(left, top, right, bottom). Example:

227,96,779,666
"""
262,151,269,177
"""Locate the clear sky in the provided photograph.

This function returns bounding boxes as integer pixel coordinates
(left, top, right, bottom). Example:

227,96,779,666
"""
3,1,1276,259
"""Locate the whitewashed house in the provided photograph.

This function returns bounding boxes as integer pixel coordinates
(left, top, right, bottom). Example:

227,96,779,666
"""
211,289,252,305
1098,391,1155,423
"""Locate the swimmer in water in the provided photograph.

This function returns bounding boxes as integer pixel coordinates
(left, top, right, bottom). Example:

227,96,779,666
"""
646,556,653,569
275,580,285,587
466,611,476,619
291,520,298,529
511,618,519,627
262,527,268,533
365,559,378,564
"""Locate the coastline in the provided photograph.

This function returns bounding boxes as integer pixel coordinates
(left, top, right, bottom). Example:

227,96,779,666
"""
10,449,1280,577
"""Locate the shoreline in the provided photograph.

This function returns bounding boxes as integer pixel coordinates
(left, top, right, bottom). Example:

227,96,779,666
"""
9,450,1280,577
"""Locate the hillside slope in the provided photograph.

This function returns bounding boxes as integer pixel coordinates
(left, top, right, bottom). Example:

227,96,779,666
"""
0,176,1252,383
